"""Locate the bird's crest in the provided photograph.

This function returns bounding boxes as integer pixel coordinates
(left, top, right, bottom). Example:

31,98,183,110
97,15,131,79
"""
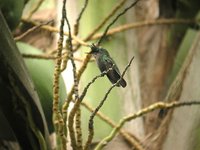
89,43,100,54
89,44,110,56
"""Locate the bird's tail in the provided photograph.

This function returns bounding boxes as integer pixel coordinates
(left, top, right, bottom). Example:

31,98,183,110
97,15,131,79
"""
119,78,127,88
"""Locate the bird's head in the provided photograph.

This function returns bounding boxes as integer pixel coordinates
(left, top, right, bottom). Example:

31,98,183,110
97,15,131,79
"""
88,43,100,55
88,44,109,56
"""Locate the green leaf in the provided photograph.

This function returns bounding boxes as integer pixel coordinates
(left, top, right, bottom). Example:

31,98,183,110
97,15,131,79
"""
17,42,67,133
0,11,51,149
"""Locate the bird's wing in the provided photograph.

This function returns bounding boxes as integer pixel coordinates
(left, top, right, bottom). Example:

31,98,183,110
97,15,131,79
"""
104,57,122,84
97,56,126,87
105,57,121,75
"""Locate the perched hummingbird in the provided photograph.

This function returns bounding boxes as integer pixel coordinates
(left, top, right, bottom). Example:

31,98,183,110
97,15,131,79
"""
89,44,127,88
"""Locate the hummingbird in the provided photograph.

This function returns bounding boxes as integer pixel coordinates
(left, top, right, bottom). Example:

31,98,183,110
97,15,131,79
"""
89,44,127,88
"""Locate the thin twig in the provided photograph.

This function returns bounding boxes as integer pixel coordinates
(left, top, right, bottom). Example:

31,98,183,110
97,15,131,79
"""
52,0,67,149
67,99,82,150
64,3,80,149
66,62,115,150
75,108,83,149
92,19,200,40
60,53,69,72
27,0,44,19
21,18,89,47
65,10,79,100
63,62,118,150
61,55,91,145
74,0,89,35
22,53,90,62
97,0,141,45
61,54,102,150
14,20,53,41
62,54,92,114
22,53,57,60
84,0,127,42
84,56,134,150
66,59,115,106
72,0,128,52
61,0,88,72
21,18,200,46
95,101,200,150
79,65,115,101
81,101,144,150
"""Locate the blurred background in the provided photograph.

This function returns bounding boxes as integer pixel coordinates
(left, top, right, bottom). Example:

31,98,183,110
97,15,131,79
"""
0,0,200,149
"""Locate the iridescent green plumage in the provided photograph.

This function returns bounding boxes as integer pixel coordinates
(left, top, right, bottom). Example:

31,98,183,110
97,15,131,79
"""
89,44,127,88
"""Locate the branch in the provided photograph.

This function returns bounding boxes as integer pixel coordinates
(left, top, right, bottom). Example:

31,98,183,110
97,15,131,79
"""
84,0,127,42
21,18,89,47
81,101,144,150
72,0,128,52
21,18,200,47
52,0,67,149
84,56,135,150
27,0,44,19
14,20,53,41
92,19,200,40
95,101,200,150
62,54,92,114
75,108,83,149
67,64,116,150
64,7,79,99
22,53,92,63
64,3,80,149
97,0,141,45
79,65,115,101
61,56,92,146
22,53,57,60
74,0,89,35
